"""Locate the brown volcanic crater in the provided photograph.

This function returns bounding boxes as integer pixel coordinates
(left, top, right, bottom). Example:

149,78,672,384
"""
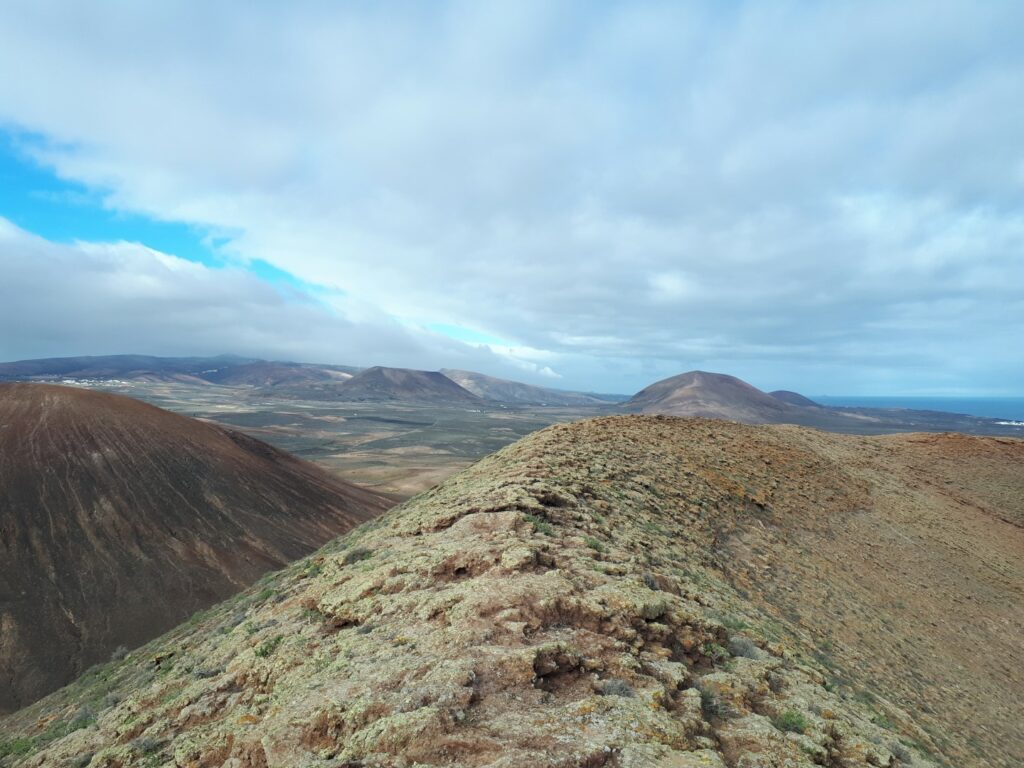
0,383,391,712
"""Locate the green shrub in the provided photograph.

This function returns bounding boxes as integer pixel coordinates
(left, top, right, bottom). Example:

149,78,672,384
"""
584,536,606,553
343,547,373,565
728,635,763,660
702,642,730,663
0,737,34,758
774,709,809,734
254,635,284,658
699,687,723,717
524,513,554,536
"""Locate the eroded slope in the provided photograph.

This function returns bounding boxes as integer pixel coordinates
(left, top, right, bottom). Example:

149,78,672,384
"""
2,416,1020,767
0,384,392,712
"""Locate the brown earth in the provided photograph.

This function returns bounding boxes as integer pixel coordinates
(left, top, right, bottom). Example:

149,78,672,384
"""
0,384,392,713
1,415,1020,767
626,371,797,422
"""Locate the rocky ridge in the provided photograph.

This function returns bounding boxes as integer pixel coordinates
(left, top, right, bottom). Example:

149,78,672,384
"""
2,416,1021,767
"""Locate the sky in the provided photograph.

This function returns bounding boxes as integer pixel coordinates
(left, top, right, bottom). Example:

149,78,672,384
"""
0,1,1021,396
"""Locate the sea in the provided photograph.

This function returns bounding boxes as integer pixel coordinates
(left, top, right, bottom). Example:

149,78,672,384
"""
814,396,1024,423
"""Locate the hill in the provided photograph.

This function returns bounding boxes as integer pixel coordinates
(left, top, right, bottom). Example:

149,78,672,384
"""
440,369,614,406
0,354,255,384
3,416,1020,766
0,354,359,389
199,361,356,388
626,370,795,423
0,384,392,713
768,390,818,407
331,366,483,404
624,373,1019,436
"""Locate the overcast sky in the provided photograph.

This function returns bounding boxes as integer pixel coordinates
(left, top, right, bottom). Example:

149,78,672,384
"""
0,1,1021,395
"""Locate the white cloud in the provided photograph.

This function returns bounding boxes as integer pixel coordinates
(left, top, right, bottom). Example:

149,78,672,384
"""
0,219,566,382
0,1,1022,394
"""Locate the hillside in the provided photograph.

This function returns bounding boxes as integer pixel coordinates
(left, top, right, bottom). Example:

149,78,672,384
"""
332,366,483,404
441,369,613,406
3,416,1020,767
0,355,256,383
200,361,356,388
768,390,818,407
626,371,795,423
0,355,360,389
0,384,392,713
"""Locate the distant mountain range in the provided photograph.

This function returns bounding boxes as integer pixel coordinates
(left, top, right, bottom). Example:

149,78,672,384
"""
0,354,1018,435
331,366,483,404
0,354,624,405
0,383,392,712
620,369,1016,434
0,354,359,387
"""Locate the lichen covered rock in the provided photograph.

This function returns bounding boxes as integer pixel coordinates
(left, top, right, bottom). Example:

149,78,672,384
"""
2,416,997,767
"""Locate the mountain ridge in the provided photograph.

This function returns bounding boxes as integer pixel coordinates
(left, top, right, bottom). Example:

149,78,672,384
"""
768,390,819,407
331,366,483,404
4,415,1020,766
440,368,615,406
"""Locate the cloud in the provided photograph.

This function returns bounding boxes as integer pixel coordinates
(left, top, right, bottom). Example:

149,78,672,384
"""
0,218,568,382
0,1,1022,394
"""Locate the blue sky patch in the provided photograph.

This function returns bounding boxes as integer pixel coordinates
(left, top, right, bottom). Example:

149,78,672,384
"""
426,322,510,347
0,128,229,268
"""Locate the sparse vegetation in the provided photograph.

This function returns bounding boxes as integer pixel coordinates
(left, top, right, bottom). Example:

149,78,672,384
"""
872,711,896,730
524,513,554,536
774,709,809,734
130,735,161,755
721,615,749,632
596,678,634,697
890,741,914,763
343,547,374,565
1,413,1004,766
699,687,724,717
702,641,730,663
0,737,34,758
728,635,762,659
254,635,284,658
